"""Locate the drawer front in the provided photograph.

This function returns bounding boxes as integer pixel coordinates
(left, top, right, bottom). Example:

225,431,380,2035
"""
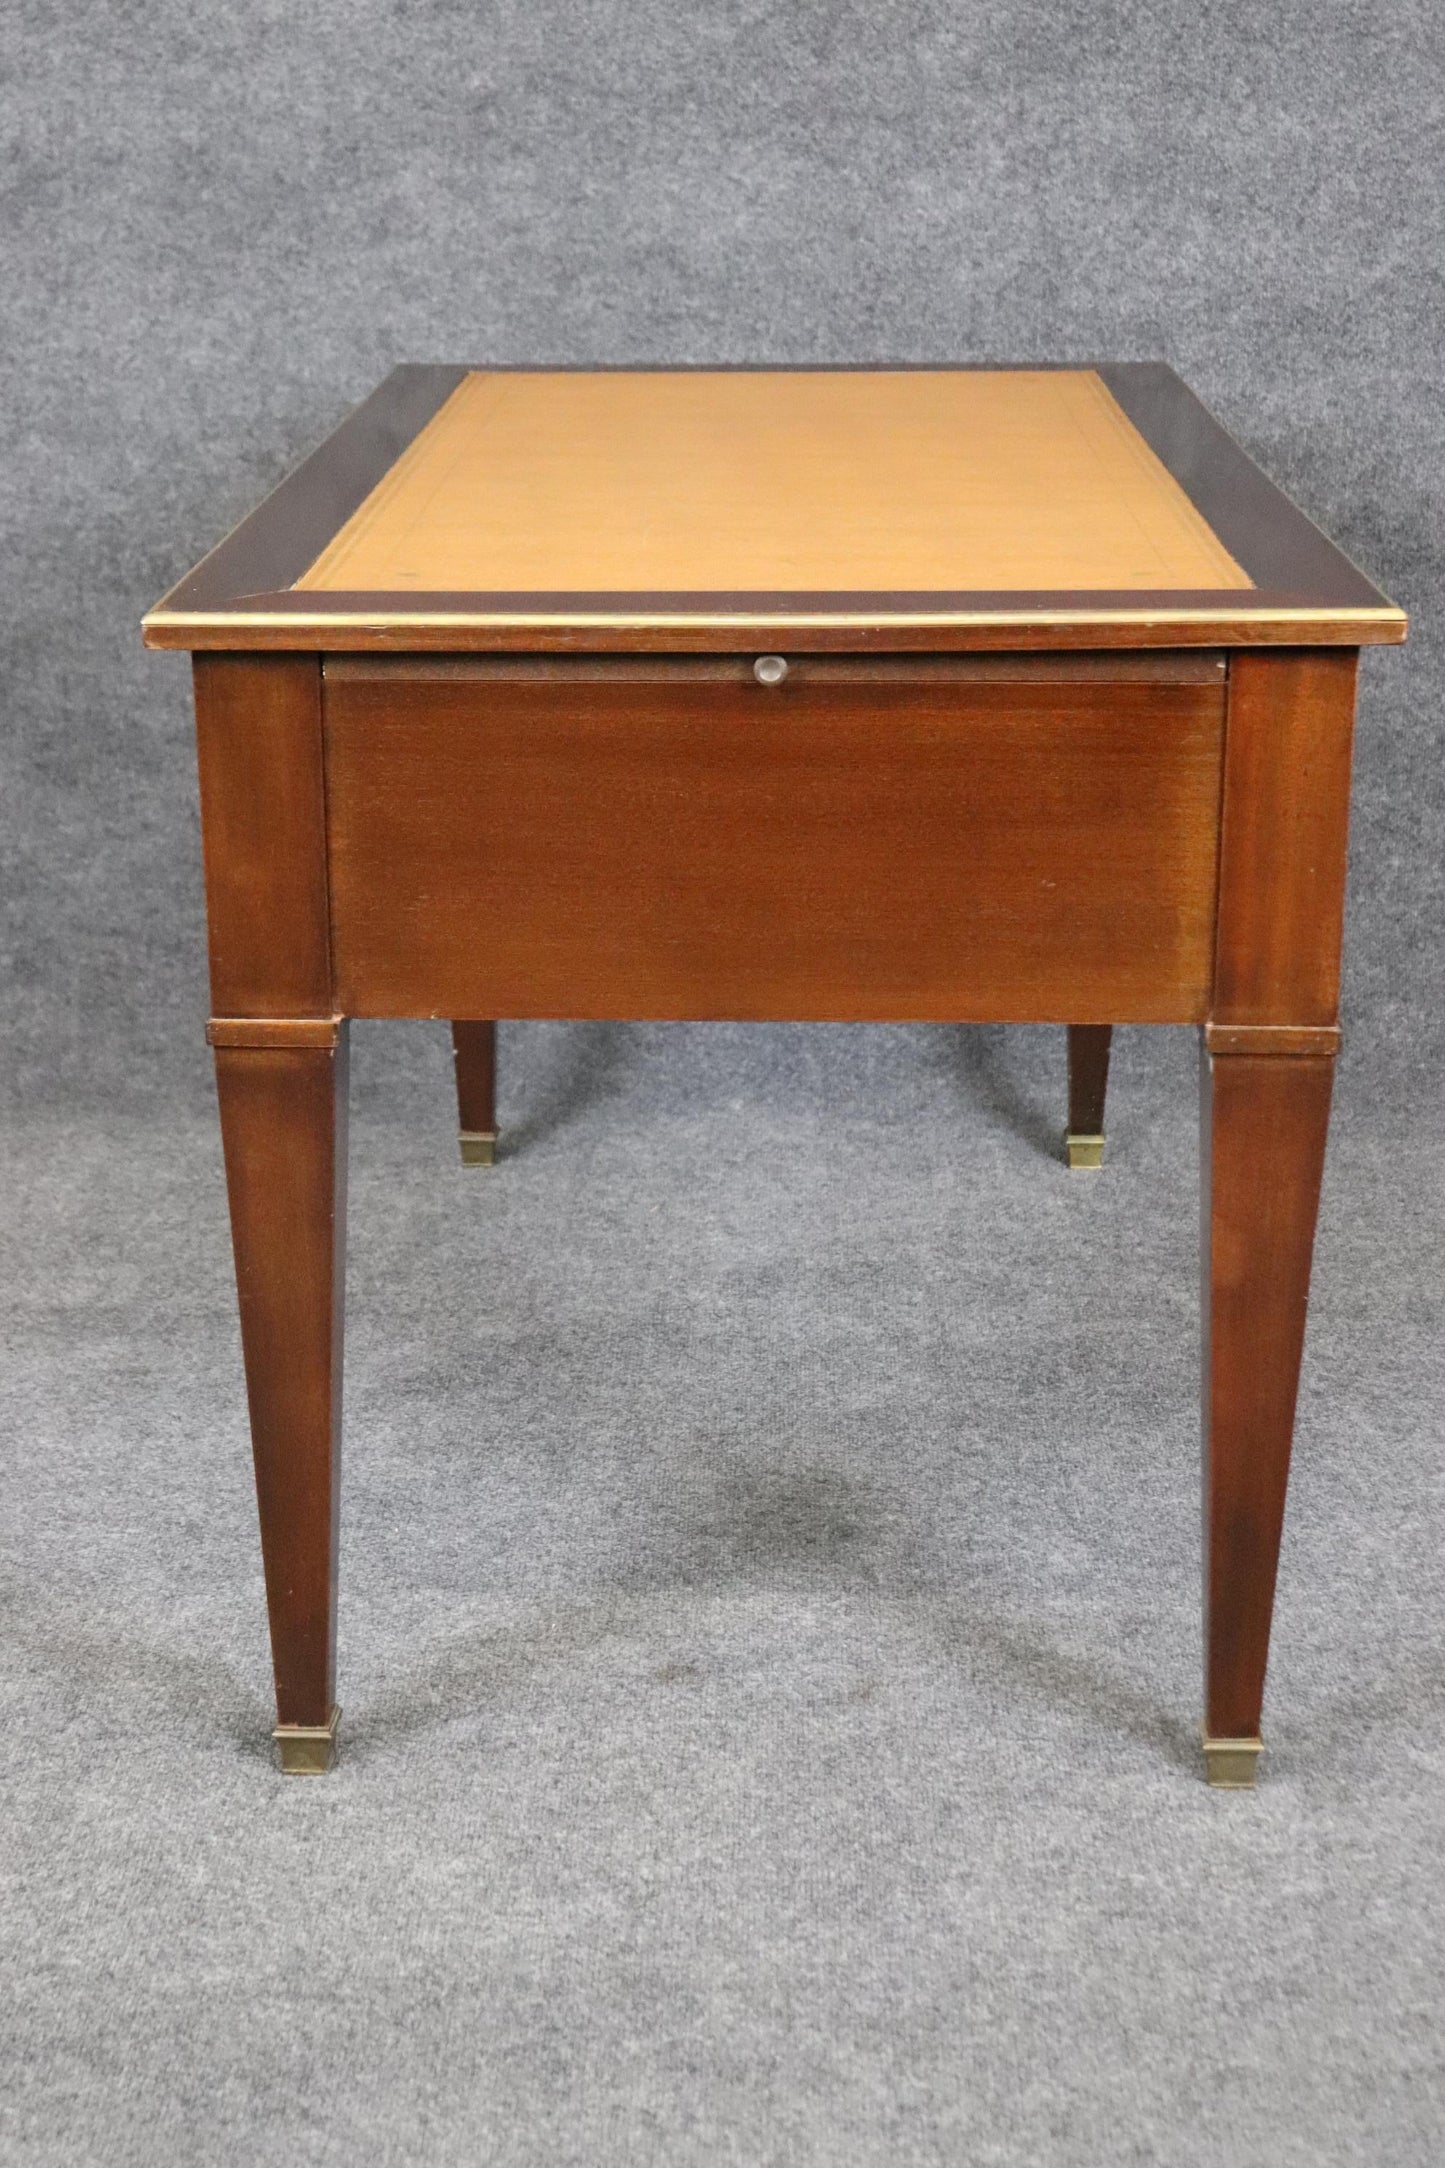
323,656,1225,1022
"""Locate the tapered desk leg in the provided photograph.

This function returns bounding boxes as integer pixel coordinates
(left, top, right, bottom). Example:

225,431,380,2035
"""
452,1020,498,1165
1201,1044,1333,1787
1066,1025,1112,1169
214,1031,349,1773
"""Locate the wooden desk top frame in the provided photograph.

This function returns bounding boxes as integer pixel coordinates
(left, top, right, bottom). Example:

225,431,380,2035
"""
145,364,1403,1787
144,363,1404,654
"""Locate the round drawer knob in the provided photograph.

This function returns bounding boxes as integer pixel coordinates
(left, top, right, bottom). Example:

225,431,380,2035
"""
753,654,789,686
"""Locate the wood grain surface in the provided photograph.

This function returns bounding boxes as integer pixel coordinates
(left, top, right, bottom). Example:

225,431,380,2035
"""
323,656,1227,1023
193,654,332,1018
213,1035,349,1730
451,1019,497,1137
1201,1046,1334,1742
1067,1024,1113,1137
1213,649,1359,1028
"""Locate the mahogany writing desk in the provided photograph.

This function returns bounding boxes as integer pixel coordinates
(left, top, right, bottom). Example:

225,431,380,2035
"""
143,366,1405,1783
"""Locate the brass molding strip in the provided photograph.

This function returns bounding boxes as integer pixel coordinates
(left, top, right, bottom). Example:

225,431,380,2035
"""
1204,1023,1341,1057
208,1016,344,1050
144,602,1409,646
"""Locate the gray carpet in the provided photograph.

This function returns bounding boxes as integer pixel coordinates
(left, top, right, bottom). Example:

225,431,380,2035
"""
4,1023,1445,2163
6,0,1445,2156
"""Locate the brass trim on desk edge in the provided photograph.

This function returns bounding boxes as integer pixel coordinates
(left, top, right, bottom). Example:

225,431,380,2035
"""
145,603,1408,632
142,605,1409,653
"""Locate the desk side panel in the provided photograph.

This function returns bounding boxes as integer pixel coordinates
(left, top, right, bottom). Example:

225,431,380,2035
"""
323,660,1224,1024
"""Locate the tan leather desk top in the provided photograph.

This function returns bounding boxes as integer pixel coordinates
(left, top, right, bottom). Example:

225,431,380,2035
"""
296,369,1253,597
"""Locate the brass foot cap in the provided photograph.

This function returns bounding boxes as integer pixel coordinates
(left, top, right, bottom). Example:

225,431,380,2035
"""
459,1130,498,1167
273,1705,341,1775
1202,1730,1263,1789
1066,1131,1106,1171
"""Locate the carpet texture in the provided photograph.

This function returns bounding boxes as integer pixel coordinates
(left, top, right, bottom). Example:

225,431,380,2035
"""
3,0,1444,2160
4,1027,1445,2164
